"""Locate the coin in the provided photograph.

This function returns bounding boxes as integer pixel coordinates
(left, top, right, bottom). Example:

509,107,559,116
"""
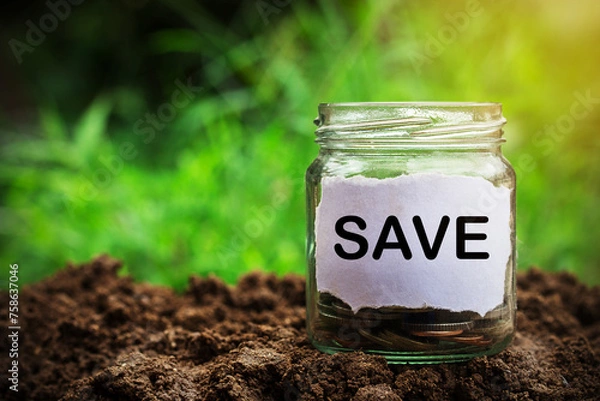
378,305,436,314
319,309,381,329
330,299,355,316
402,320,474,332
443,334,485,344
357,329,395,348
473,338,493,347
411,329,464,337
315,294,507,351
379,330,439,351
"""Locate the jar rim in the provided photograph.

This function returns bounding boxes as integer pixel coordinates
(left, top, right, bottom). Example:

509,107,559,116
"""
318,101,501,108
314,102,506,148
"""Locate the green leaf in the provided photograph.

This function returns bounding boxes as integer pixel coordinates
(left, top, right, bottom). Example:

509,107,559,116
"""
39,107,68,141
73,96,112,163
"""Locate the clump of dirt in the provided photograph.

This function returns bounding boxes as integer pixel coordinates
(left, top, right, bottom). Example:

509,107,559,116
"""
1,255,599,400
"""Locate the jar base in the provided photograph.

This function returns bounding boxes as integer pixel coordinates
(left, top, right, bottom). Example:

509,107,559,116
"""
311,334,513,365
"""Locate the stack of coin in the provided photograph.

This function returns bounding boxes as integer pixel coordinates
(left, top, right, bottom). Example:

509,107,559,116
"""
313,293,510,351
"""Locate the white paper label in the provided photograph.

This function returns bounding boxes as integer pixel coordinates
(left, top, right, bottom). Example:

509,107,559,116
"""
315,173,512,316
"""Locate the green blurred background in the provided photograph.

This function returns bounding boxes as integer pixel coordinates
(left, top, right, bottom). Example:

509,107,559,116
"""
1,0,599,288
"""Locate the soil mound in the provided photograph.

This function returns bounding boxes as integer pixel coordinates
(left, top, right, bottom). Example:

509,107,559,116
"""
1,255,599,400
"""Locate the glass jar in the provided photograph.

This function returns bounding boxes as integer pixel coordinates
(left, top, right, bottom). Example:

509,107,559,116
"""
305,102,516,364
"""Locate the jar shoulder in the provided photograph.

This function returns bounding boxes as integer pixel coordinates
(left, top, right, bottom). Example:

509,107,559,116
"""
308,151,515,184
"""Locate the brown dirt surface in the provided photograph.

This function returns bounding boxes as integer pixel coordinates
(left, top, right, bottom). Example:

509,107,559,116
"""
1,255,599,401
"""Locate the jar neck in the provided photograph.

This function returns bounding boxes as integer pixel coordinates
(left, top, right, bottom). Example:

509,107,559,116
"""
317,138,505,153
314,102,506,152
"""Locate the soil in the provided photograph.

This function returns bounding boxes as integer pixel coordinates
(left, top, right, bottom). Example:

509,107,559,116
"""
1,255,599,401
